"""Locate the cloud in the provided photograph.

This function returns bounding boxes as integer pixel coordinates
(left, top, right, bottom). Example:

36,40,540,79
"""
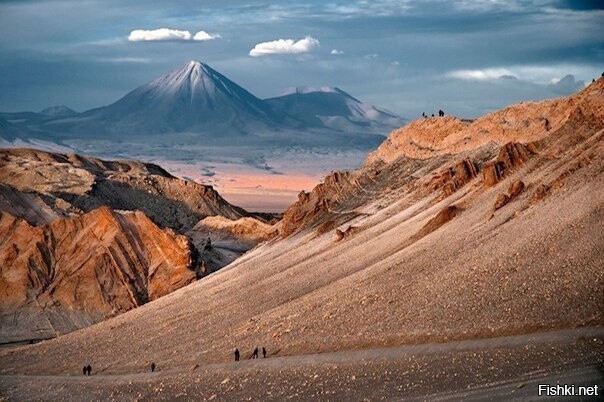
128,28,192,42
548,74,585,95
193,31,221,41
447,68,513,80
128,29,220,42
446,65,598,85
249,36,319,57
330,49,344,55
96,57,152,64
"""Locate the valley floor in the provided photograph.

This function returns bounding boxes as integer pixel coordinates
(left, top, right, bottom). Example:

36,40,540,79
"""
1,327,602,401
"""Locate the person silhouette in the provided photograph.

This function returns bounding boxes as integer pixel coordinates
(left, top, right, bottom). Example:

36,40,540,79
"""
151,362,156,372
86,364,92,376
234,348,240,361
252,347,259,359
83,366,87,376
262,347,267,358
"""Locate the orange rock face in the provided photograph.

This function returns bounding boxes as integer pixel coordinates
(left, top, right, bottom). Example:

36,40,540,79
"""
483,143,537,187
0,207,200,343
280,171,353,236
429,158,478,196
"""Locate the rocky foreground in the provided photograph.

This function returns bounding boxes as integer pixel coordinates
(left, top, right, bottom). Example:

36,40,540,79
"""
0,79,602,400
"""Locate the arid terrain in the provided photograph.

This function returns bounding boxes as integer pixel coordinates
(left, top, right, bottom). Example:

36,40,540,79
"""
0,78,603,400
0,149,273,343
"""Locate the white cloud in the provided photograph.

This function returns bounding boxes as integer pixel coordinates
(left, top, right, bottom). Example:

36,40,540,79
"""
249,36,319,57
330,49,344,55
193,31,221,41
97,57,152,64
128,28,192,42
447,68,513,80
446,64,599,84
128,28,220,42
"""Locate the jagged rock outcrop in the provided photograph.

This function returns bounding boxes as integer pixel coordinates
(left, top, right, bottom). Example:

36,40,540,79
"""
280,171,354,236
0,207,200,343
0,148,247,230
429,158,478,197
483,143,537,186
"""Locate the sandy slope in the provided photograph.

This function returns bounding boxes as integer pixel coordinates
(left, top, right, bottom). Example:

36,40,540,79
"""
0,115,601,376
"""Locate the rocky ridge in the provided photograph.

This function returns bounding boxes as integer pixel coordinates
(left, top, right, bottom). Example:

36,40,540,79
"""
281,78,604,236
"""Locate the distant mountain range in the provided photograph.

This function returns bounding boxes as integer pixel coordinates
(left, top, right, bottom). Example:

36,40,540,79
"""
0,61,406,149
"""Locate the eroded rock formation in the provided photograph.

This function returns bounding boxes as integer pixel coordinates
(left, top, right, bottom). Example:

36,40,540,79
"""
0,207,200,343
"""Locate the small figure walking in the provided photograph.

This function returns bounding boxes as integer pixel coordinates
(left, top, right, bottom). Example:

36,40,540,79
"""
82,366,87,376
151,362,156,372
438,109,444,117
252,347,259,359
262,347,267,359
86,364,92,376
234,348,240,362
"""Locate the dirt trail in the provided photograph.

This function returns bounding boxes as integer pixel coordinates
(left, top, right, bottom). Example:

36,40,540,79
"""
0,327,602,401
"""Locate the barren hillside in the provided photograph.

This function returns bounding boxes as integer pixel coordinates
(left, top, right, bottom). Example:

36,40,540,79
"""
0,79,602,380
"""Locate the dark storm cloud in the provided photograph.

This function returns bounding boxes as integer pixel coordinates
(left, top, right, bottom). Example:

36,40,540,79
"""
0,0,602,117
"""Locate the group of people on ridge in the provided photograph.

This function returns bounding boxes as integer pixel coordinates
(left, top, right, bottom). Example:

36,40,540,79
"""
422,109,445,118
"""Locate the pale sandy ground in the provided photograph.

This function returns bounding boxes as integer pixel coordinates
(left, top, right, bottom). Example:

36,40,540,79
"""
0,327,602,401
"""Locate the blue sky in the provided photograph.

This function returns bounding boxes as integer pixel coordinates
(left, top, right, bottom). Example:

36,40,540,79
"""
0,0,602,118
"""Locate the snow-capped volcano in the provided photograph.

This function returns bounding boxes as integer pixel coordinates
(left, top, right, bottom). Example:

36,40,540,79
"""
266,86,406,133
78,61,284,136
2,61,404,149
